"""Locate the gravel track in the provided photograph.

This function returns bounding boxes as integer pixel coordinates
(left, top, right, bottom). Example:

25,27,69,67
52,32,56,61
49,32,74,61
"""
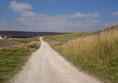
11,37,101,83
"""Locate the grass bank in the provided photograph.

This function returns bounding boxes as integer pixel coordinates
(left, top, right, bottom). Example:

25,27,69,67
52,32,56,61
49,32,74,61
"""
45,32,87,41
44,32,88,47
44,30,118,83
0,37,40,83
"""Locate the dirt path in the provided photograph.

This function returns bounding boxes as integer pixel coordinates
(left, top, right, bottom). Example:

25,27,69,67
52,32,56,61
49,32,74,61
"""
11,37,101,83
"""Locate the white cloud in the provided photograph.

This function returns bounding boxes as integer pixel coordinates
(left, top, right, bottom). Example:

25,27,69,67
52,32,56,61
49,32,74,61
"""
0,21,8,30
112,11,118,16
0,21,18,31
9,1,32,12
8,1,101,32
70,12,100,18
18,13,100,32
21,11,36,17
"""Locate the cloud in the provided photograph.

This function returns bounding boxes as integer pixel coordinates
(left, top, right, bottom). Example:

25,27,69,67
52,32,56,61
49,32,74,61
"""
0,21,8,30
112,11,118,16
20,11,36,17
18,12,100,32
70,12,100,18
0,21,17,31
8,1,101,32
9,1,32,12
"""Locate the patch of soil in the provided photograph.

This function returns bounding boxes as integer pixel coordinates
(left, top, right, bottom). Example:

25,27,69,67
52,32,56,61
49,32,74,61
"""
0,39,22,48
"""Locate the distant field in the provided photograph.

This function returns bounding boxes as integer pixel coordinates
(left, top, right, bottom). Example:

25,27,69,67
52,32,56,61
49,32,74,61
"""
44,32,88,50
44,26,118,83
45,32,87,41
15,37,39,43
0,37,40,83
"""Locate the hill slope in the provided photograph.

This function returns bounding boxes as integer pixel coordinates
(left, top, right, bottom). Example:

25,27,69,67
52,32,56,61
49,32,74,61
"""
0,31,65,38
44,25,118,83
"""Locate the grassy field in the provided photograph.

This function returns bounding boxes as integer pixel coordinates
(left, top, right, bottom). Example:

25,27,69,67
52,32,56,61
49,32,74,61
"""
15,37,39,43
44,30,118,83
44,32,88,47
45,32,87,41
0,37,40,83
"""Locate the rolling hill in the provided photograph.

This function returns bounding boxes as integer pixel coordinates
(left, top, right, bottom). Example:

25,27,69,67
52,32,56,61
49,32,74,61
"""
0,31,65,38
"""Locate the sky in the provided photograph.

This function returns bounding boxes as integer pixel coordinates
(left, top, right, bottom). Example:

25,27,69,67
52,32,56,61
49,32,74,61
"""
0,0,118,32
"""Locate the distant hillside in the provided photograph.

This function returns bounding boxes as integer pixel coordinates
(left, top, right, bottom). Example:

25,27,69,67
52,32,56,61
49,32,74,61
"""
0,31,65,38
82,25,118,37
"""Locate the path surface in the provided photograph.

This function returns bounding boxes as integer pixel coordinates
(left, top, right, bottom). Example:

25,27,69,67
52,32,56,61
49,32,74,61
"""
11,37,101,83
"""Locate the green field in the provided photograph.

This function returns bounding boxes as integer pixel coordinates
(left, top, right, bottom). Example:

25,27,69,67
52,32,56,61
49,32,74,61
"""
45,32,87,41
0,37,40,83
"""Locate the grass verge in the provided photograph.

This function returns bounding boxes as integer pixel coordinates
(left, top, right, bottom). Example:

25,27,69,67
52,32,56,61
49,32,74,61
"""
44,30,118,83
0,37,40,83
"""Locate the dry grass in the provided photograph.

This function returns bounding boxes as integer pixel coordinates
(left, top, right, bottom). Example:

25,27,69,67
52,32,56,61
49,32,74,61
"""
45,29,118,83
61,30,118,83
